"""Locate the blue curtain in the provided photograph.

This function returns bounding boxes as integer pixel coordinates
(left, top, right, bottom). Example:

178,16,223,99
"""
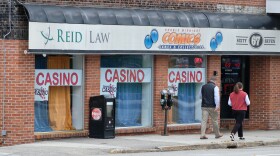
177,83,196,123
116,83,142,127
34,55,52,132
34,101,52,132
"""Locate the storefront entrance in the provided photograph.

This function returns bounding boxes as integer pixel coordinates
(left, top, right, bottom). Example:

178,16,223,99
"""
220,56,250,119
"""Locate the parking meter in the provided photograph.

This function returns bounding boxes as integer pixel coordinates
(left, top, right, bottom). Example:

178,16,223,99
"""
161,89,173,136
166,89,173,108
160,90,167,110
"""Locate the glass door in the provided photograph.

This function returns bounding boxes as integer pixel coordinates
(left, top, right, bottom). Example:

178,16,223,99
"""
220,56,250,119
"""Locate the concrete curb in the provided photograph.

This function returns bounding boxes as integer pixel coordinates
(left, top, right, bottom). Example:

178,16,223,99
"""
109,148,161,154
109,140,280,154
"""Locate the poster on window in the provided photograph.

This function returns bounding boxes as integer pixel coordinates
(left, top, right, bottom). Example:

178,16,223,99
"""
34,69,82,101
100,68,151,97
168,68,206,96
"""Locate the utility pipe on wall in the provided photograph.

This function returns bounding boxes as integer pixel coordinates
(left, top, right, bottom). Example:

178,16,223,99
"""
1,0,12,144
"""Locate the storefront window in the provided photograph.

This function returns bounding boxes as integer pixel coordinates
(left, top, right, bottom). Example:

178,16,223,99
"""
168,55,206,124
34,55,84,132
100,55,153,128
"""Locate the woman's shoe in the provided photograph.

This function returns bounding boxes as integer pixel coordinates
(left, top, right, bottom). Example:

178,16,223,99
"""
230,133,235,141
239,137,245,140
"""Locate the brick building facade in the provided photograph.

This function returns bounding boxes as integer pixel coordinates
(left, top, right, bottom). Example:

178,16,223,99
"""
1,0,280,146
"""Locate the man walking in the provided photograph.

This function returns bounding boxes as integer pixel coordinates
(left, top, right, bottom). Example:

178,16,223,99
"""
200,76,223,139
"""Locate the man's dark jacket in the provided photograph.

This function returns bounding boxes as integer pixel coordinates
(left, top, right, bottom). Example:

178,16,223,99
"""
201,81,216,108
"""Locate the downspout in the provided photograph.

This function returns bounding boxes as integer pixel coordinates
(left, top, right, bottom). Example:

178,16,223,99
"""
1,0,12,144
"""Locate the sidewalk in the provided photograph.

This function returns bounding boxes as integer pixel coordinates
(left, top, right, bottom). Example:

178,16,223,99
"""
1,130,280,156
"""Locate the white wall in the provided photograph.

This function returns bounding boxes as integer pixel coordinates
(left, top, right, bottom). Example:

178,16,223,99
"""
72,55,84,130
266,0,280,13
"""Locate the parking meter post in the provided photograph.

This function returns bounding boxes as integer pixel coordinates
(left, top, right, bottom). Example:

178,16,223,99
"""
163,107,168,136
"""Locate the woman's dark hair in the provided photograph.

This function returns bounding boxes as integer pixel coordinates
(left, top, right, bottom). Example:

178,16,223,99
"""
234,82,243,94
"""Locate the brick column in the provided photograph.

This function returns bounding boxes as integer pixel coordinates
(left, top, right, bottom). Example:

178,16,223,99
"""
84,55,101,131
153,55,169,133
249,56,271,129
0,40,34,146
268,56,280,129
249,56,280,130
206,55,221,132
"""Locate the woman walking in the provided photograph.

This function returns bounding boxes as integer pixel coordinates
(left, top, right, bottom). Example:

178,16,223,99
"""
228,82,250,141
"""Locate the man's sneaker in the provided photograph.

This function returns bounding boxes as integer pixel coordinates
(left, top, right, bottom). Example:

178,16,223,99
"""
230,133,235,141
215,133,223,139
200,136,208,139
239,137,245,140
